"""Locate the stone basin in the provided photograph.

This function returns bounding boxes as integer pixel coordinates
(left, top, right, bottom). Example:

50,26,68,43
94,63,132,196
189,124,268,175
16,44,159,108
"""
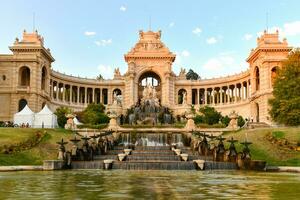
103,159,114,170
193,160,205,170
174,149,181,156
124,149,132,155
118,154,127,161
180,153,189,161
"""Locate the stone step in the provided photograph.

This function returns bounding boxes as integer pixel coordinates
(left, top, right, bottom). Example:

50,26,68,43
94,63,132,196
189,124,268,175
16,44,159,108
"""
127,155,181,161
112,161,197,170
132,151,175,155
134,146,171,151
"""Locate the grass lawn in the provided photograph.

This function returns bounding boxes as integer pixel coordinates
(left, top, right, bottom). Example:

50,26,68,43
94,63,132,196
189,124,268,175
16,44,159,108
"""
0,128,73,166
223,127,300,166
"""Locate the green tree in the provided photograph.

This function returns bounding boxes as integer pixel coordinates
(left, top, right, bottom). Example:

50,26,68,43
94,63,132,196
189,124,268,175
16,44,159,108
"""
55,107,72,128
199,106,222,125
186,69,200,80
269,49,300,126
82,103,109,125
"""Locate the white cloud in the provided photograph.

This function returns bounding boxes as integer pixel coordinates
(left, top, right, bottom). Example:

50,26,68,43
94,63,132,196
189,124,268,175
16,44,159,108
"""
120,6,127,11
169,22,175,28
192,27,202,35
201,51,250,78
84,31,96,36
256,21,300,38
243,33,253,41
181,50,190,57
97,64,113,79
206,37,217,44
283,21,300,36
95,39,112,46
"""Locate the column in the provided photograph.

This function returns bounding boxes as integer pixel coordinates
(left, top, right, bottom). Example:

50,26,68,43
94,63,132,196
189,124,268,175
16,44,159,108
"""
246,81,248,99
212,88,215,104
92,88,95,103
70,85,73,104
77,87,79,104
234,84,237,103
99,88,102,103
220,88,223,104
84,87,87,105
62,84,65,102
204,88,207,105
56,83,59,101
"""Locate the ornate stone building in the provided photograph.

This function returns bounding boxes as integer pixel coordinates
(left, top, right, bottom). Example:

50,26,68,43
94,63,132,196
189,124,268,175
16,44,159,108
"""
0,29,292,124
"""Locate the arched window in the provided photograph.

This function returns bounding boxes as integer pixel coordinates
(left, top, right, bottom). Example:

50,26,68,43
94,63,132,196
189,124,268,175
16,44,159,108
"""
112,88,122,96
271,67,278,86
18,99,27,111
19,66,31,86
138,71,161,103
178,89,187,104
255,67,260,91
41,67,47,90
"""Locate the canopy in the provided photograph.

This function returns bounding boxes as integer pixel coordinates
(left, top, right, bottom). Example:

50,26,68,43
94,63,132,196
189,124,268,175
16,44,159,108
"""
13,105,35,126
33,105,58,128
73,117,83,125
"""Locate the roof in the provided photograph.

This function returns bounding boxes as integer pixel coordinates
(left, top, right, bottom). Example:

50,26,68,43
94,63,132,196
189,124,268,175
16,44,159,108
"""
15,105,34,115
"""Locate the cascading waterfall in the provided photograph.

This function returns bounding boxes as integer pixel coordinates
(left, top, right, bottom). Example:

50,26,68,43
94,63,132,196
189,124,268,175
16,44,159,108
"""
118,133,183,147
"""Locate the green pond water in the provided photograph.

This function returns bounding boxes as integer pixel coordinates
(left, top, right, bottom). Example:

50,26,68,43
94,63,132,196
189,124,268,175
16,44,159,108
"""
0,170,299,199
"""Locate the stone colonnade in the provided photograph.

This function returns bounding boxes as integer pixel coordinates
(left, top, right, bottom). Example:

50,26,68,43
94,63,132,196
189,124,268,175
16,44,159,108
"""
178,79,251,105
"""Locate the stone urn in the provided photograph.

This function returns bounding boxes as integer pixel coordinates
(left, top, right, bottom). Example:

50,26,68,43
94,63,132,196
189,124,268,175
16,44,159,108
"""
124,149,132,155
180,153,189,161
227,110,239,129
193,160,205,170
103,159,114,170
64,113,76,130
107,112,120,130
174,149,181,156
185,113,196,131
118,153,127,161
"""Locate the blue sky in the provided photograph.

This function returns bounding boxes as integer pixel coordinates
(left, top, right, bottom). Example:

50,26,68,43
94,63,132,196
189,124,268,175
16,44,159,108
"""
1,0,300,79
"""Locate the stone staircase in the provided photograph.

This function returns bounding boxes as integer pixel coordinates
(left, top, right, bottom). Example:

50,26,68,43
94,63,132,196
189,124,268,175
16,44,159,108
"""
71,145,237,170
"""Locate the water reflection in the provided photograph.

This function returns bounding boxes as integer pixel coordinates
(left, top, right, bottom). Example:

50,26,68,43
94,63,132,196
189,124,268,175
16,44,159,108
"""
0,170,299,199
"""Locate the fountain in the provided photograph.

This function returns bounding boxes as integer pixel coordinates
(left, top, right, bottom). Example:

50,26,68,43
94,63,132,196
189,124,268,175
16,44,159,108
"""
126,84,173,125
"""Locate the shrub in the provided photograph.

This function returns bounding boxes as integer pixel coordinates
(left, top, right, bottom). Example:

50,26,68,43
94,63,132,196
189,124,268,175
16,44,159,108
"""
221,115,230,126
194,115,204,124
55,107,72,128
199,106,222,125
237,116,245,127
82,103,109,125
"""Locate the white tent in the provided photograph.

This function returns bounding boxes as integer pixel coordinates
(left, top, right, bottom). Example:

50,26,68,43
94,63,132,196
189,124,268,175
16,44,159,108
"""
13,105,35,127
33,105,58,128
73,117,83,125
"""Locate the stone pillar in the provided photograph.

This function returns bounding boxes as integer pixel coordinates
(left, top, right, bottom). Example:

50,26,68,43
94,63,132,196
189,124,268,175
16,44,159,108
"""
204,88,207,105
92,88,95,103
84,87,87,105
212,88,215,105
245,82,248,99
62,84,65,102
99,88,102,103
56,83,59,101
77,87,80,104
69,85,72,104
234,85,237,103
220,88,223,104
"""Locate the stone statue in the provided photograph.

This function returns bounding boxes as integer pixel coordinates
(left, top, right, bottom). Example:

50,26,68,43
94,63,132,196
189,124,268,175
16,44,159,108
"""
179,68,186,77
182,91,187,105
113,68,121,79
113,91,122,106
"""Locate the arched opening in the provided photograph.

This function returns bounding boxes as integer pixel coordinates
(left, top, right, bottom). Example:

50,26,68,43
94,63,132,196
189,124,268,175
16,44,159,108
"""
18,99,27,111
138,71,161,104
19,66,30,86
178,89,187,104
271,67,278,86
41,67,47,90
255,67,260,91
255,103,259,122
